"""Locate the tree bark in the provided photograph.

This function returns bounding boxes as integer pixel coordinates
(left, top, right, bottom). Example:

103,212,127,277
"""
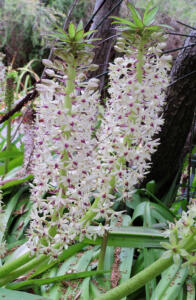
88,0,122,96
143,29,196,198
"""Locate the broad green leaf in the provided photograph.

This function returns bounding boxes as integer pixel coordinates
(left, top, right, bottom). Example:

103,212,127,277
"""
144,248,157,299
89,282,102,298
144,201,153,227
57,256,78,276
143,7,158,26
68,23,76,39
127,3,143,28
118,216,134,300
0,288,50,300
103,246,114,288
186,278,195,300
111,16,137,28
151,209,168,224
40,266,59,298
84,226,167,248
131,202,147,222
151,262,181,300
60,248,98,298
143,188,175,217
151,203,174,222
80,277,90,300
159,266,188,300
72,249,95,272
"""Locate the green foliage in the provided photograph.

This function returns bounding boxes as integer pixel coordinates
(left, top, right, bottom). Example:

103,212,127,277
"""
112,1,169,47
0,0,65,68
50,21,98,60
0,288,50,300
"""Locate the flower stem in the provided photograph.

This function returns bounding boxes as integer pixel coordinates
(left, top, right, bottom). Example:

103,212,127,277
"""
97,230,108,271
94,255,173,300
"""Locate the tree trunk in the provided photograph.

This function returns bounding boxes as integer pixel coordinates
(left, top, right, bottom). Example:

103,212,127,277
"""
143,29,196,198
88,0,122,96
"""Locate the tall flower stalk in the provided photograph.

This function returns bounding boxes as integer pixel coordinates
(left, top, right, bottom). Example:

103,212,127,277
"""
28,22,104,257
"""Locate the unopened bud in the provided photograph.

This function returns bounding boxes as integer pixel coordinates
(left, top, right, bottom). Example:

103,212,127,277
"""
88,78,99,90
88,64,99,71
45,69,55,77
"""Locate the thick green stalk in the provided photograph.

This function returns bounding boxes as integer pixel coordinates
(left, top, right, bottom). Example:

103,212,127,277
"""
97,231,108,271
94,255,173,300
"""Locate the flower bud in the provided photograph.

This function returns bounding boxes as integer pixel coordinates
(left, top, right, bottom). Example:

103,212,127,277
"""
88,64,99,71
45,69,55,77
88,78,100,90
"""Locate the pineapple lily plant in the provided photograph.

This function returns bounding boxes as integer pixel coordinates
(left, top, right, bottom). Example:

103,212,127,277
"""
0,2,195,300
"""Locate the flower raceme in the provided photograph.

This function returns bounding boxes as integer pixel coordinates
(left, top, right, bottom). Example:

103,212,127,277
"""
97,46,171,200
28,43,171,257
